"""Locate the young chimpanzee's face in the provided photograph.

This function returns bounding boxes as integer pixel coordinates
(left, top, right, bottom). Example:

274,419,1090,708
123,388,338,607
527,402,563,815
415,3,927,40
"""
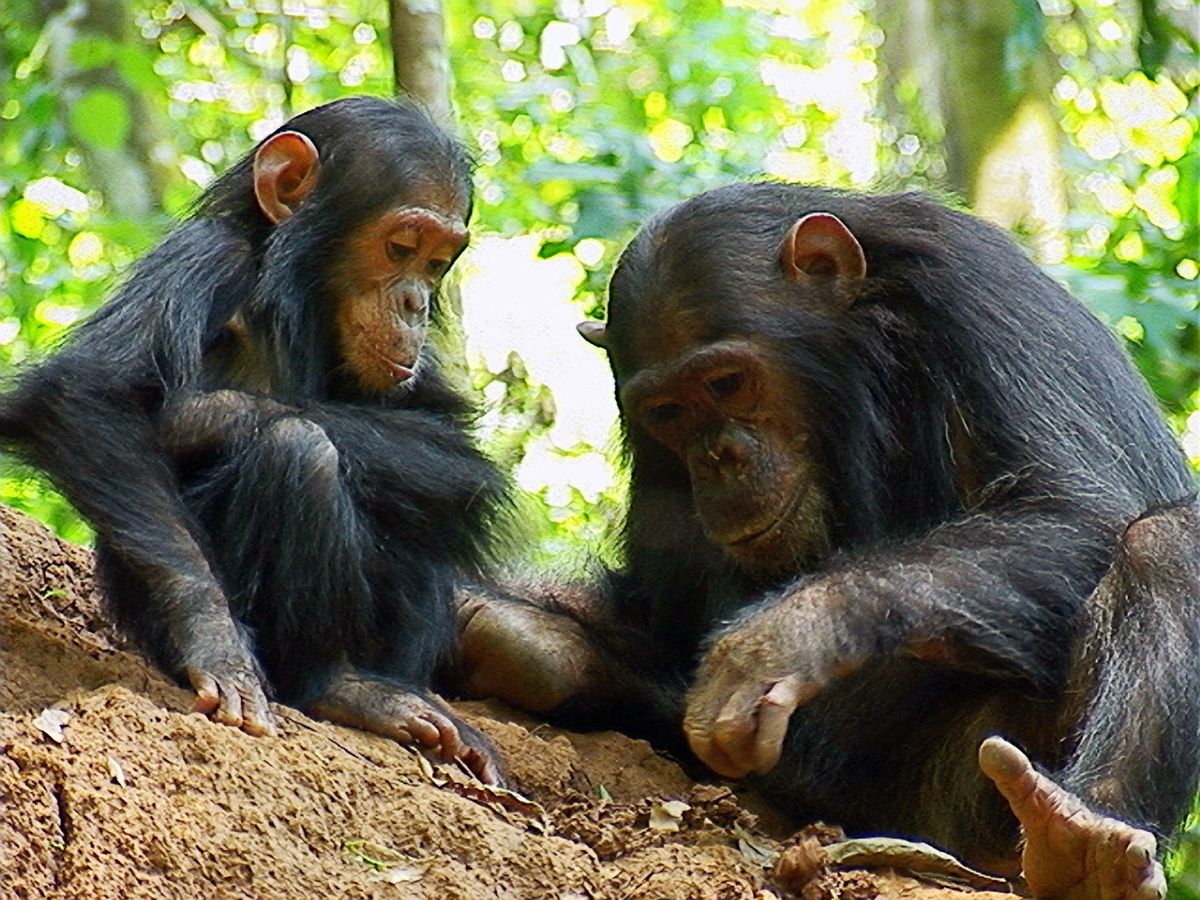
327,187,468,394
250,127,470,396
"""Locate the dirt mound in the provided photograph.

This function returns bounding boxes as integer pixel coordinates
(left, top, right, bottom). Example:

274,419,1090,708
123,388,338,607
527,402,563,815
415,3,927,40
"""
0,507,1014,898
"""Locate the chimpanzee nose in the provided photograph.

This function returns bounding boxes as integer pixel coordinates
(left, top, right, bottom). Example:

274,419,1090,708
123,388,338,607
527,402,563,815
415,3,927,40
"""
400,288,428,327
715,429,757,477
691,426,752,480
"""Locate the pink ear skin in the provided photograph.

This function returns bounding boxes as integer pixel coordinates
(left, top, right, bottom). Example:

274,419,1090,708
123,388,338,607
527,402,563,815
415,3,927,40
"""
253,131,321,225
780,212,867,285
577,320,610,349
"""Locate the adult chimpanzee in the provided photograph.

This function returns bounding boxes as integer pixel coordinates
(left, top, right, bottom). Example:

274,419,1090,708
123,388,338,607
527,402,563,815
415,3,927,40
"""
0,96,507,783
455,184,1200,894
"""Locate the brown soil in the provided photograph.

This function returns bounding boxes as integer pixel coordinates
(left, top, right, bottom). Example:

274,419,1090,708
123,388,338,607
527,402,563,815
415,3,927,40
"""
1,506,1016,899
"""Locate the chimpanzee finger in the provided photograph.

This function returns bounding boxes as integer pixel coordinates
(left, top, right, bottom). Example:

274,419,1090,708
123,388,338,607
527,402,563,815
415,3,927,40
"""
424,712,462,761
684,681,746,777
751,676,808,774
238,686,278,737
1128,831,1166,900
213,678,245,728
711,682,773,775
403,714,444,748
460,745,503,786
445,716,508,787
691,730,753,780
190,672,222,715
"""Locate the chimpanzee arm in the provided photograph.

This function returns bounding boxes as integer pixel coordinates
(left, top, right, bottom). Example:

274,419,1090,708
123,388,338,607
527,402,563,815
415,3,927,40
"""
0,222,274,734
684,498,1121,778
158,390,295,456
5,368,274,733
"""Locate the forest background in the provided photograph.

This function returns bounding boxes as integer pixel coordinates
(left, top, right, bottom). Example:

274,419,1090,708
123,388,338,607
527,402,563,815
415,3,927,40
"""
1,0,1197,889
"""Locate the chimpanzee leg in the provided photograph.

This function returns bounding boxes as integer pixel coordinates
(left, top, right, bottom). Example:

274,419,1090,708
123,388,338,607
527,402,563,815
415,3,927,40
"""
189,416,503,782
980,503,1199,900
453,584,619,714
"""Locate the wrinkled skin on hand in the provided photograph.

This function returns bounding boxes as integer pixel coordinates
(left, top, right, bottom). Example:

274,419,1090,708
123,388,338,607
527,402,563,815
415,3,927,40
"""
980,737,1167,900
683,586,866,779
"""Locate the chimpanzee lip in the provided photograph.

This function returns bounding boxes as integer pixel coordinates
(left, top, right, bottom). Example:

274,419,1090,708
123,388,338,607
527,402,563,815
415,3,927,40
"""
726,512,785,548
366,344,416,382
722,486,805,550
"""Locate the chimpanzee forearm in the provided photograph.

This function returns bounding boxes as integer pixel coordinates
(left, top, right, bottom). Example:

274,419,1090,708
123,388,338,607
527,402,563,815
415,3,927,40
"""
4,370,271,727
296,405,504,513
9,375,239,642
723,500,1121,699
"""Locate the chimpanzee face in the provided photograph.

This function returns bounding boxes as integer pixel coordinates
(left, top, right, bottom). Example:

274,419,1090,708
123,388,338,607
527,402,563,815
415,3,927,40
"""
583,208,869,573
328,190,468,394
251,128,469,395
618,335,830,572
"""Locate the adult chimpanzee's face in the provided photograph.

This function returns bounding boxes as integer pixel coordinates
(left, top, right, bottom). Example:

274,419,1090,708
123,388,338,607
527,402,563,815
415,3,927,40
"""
586,208,869,574
328,190,468,394
618,335,830,571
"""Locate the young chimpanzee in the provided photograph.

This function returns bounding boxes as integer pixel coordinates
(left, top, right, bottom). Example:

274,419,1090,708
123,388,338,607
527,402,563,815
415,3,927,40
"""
456,184,1200,893
0,96,508,783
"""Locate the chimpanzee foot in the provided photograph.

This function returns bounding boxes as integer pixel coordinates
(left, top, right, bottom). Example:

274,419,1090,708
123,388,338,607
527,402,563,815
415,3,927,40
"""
978,737,1165,900
183,620,277,736
308,669,504,786
456,591,608,713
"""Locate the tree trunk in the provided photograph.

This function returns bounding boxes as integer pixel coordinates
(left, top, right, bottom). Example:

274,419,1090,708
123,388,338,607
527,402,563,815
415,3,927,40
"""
877,0,1066,257
389,0,453,123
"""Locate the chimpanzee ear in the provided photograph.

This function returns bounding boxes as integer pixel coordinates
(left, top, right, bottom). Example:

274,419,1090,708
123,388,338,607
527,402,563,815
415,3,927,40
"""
253,131,321,225
780,212,867,285
577,320,610,349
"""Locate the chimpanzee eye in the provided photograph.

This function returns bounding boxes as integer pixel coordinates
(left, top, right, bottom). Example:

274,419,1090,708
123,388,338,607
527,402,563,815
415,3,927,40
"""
387,230,420,263
427,259,451,278
386,242,416,263
644,401,684,427
705,371,744,401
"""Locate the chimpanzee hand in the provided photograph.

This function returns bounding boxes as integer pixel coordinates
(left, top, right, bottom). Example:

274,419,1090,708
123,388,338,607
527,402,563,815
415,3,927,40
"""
683,586,866,779
179,608,277,737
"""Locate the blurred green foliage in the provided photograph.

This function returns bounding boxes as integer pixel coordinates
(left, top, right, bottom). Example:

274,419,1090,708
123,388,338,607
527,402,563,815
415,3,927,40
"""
3,0,1195,543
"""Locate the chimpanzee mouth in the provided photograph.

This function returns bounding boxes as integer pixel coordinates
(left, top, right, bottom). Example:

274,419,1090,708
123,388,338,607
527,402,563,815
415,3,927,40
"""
725,512,786,549
721,486,807,552
367,345,417,382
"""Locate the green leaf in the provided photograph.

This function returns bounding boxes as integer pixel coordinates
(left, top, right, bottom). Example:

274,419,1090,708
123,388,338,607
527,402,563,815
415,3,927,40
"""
68,37,117,70
115,47,162,92
68,88,131,152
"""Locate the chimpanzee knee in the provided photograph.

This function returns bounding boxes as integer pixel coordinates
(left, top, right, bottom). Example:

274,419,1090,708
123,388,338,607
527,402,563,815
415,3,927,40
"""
252,417,341,500
1121,503,1200,580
